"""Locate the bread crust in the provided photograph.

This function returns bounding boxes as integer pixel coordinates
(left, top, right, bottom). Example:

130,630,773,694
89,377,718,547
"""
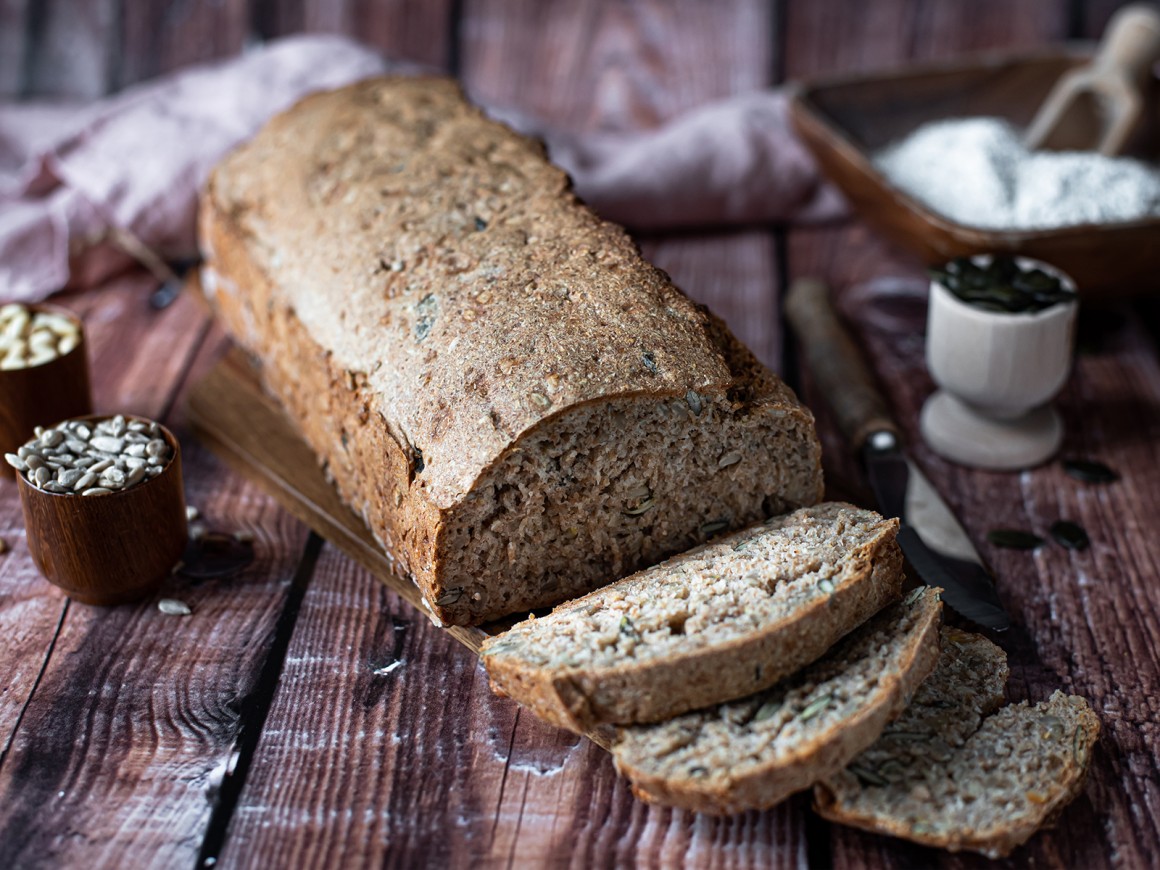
199,76,822,625
481,505,904,731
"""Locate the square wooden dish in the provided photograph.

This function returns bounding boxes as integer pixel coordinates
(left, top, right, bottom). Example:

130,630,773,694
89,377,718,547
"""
789,48,1160,298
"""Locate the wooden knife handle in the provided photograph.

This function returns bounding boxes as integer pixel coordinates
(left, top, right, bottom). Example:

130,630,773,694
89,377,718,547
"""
785,277,899,451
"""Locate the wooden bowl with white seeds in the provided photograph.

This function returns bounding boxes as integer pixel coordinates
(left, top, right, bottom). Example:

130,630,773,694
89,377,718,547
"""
0,302,93,477
12,414,188,605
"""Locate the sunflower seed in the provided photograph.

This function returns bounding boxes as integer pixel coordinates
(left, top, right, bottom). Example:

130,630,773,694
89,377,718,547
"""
754,700,781,722
157,598,192,616
81,487,113,496
90,435,124,453
233,529,255,544
849,763,888,787
700,519,730,537
33,466,51,487
39,429,64,448
72,472,97,492
623,498,655,517
58,468,84,487
186,505,200,522
685,389,703,416
798,693,833,722
4,453,26,471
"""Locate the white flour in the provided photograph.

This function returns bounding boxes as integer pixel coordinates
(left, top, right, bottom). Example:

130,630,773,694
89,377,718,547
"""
874,117,1160,229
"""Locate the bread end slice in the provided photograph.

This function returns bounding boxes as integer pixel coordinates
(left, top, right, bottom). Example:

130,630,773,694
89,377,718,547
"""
611,587,944,814
815,630,1100,859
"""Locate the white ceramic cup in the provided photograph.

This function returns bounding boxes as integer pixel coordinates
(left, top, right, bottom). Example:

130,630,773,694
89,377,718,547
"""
921,256,1078,470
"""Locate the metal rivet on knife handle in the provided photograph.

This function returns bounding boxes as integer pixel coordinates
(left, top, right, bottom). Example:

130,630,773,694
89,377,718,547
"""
785,278,900,451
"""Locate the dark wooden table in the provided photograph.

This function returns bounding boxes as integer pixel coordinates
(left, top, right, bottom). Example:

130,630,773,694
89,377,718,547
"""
2,1,1158,867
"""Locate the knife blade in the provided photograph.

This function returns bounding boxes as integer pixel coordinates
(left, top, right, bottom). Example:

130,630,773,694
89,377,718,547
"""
785,278,1011,632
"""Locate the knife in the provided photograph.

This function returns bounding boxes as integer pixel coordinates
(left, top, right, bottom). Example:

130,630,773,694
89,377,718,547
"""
785,278,1011,632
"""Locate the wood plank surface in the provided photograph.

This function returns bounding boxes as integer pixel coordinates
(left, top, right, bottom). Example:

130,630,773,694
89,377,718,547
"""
0,277,313,867
251,0,457,68
118,0,250,89
0,0,31,96
785,1,1160,867
19,0,120,98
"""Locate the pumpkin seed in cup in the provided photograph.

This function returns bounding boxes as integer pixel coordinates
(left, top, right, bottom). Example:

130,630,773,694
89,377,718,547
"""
930,256,1076,314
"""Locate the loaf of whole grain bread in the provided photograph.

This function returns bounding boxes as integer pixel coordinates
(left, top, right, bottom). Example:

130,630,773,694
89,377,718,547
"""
199,77,823,626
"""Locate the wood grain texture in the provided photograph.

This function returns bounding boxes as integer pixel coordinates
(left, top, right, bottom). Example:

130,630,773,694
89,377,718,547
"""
0,277,311,867
253,0,456,67
0,0,31,95
118,0,250,89
786,1,1160,866
20,0,120,98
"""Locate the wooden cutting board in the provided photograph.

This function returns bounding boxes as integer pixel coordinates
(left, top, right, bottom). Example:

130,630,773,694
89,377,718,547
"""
186,345,496,654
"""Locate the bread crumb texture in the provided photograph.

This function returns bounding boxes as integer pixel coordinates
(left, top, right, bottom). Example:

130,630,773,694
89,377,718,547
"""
610,587,942,814
815,628,1100,858
481,503,904,730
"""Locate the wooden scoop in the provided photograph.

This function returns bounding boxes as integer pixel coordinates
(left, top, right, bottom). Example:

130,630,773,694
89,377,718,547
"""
1025,3,1160,154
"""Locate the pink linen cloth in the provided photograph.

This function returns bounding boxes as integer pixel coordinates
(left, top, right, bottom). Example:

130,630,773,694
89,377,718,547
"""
0,35,846,302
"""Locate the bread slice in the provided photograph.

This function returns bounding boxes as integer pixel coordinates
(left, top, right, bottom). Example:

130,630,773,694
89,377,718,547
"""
815,629,1100,858
610,587,943,814
480,503,904,731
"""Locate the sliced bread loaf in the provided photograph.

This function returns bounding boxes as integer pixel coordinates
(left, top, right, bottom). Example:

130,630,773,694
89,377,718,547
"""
610,587,943,814
480,503,903,731
201,76,823,626
815,629,1100,858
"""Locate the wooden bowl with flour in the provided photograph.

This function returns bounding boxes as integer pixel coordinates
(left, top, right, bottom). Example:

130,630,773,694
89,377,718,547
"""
790,49,1160,297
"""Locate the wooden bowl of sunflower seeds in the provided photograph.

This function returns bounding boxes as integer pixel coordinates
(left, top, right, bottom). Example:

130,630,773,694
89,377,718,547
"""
10,414,188,605
0,302,93,478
